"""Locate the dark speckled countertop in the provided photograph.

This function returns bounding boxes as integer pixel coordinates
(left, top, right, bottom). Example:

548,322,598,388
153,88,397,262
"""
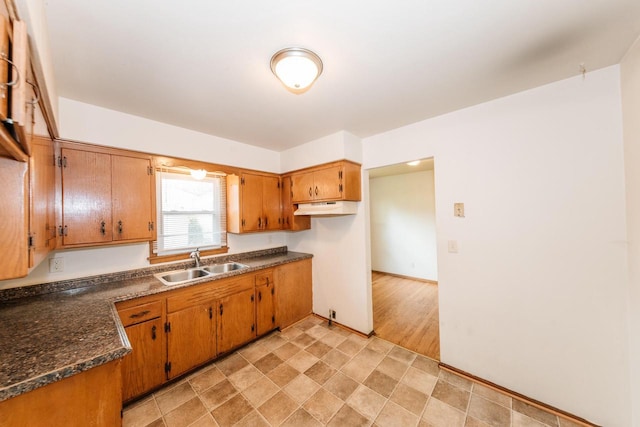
0,247,311,402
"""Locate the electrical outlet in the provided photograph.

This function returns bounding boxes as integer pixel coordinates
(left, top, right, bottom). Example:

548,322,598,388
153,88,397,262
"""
448,240,458,253
49,257,64,273
331,310,336,319
454,202,465,217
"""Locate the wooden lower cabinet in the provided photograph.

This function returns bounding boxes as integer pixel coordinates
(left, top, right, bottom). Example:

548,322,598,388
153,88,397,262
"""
0,359,122,427
217,288,256,354
166,302,217,379
117,298,165,402
121,317,165,401
116,261,312,402
255,270,276,336
275,259,313,329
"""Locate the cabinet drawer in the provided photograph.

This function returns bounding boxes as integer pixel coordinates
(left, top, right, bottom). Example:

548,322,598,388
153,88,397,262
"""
255,270,274,287
167,275,254,313
118,301,162,327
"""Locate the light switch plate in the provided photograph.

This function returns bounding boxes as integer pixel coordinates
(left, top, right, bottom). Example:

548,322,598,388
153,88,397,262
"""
454,202,465,217
448,240,458,253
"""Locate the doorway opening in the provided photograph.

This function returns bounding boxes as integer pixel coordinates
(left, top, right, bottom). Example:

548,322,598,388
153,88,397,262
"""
368,158,440,360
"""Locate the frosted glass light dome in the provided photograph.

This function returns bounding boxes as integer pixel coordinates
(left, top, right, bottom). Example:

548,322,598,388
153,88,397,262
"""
270,48,323,93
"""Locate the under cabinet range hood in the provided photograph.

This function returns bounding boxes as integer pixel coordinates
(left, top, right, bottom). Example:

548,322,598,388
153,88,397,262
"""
294,201,359,216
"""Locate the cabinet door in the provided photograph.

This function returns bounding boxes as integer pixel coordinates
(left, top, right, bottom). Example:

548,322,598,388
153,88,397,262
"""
275,259,312,329
313,165,343,201
281,176,310,231
121,317,165,401
61,148,112,245
29,137,56,268
0,157,28,280
241,173,263,232
262,175,281,231
112,155,154,241
167,303,216,379
256,282,276,336
218,289,256,354
291,172,314,203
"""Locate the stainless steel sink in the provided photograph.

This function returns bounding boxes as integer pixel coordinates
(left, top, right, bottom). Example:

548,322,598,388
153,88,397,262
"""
155,262,249,285
156,268,212,285
202,262,249,274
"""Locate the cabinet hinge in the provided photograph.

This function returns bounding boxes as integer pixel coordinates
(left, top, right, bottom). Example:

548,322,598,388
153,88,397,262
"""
251,324,255,333
271,287,275,295
28,234,34,248
58,225,68,237
272,315,275,324
339,184,343,193
52,154,57,167
164,322,171,333
339,170,343,179
277,181,280,189
148,221,154,231
147,165,154,175
164,362,172,373
241,219,245,227
57,156,67,168
241,177,245,185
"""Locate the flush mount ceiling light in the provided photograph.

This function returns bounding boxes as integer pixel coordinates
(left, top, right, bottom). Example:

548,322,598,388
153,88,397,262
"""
407,160,421,166
270,47,323,94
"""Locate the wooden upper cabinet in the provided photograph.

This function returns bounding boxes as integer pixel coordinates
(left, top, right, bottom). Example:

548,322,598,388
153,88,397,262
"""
11,20,29,155
112,155,154,241
60,143,155,248
227,172,281,233
280,175,310,231
0,155,28,280
291,160,361,204
29,136,56,268
60,147,112,245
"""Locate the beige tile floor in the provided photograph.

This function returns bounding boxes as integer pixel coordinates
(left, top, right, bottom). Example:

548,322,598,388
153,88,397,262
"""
123,316,586,427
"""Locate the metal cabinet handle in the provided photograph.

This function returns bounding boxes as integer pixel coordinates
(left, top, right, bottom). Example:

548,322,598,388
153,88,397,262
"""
151,325,157,340
264,217,268,228
129,310,150,319
258,291,262,302
117,220,123,234
219,304,223,316
209,307,213,319
309,187,312,197
315,186,318,196
100,221,106,235
258,217,262,229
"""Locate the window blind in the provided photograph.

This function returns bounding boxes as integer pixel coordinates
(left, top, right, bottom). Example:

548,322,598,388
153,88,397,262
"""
153,170,227,256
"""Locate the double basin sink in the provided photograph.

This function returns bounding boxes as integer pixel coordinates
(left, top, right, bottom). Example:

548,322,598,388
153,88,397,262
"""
155,262,249,286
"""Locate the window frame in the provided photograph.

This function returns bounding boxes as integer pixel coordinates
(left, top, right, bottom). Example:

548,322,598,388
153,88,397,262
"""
148,159,233,264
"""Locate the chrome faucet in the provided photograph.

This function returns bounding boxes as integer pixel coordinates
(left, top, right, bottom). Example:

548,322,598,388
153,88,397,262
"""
190,248,201,268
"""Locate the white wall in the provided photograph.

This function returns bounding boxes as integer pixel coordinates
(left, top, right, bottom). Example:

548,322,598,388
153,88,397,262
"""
59,98,281,173
283,132,373,334
370,170,437,281
0,100,287,289
363,66,629,426
621,36,640,427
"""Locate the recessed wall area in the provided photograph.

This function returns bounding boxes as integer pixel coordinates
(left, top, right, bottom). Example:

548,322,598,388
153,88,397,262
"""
368,159,440,360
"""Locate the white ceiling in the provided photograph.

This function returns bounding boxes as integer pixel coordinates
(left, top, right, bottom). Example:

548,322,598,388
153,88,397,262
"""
43,1,640,152
369,158,434,179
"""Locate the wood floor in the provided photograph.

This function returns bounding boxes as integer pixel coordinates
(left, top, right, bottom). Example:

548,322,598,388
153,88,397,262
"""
372,271,440,360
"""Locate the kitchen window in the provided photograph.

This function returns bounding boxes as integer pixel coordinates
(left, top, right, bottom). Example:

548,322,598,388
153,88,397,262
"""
151,169,227,261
